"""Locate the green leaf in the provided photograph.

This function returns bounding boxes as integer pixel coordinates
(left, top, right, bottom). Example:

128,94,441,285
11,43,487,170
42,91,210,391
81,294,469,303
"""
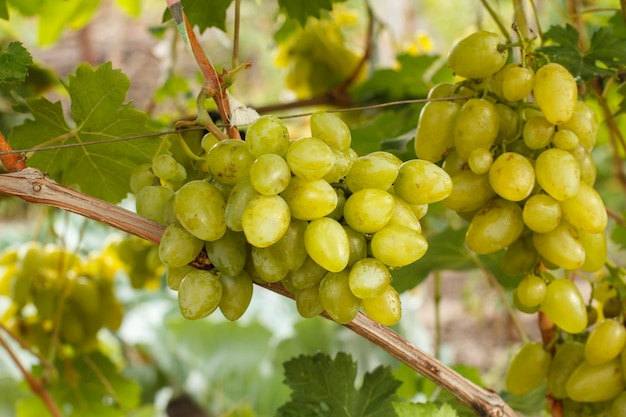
0,42,33,88
163,0,234,33
611,220,626,250
277,0,346,26
37,0,101,45
276,352,401,417
9,62,159,204
538,18,626,81
115,0,141,17
0,0,8,20
6,0,43,16
393,402,459,417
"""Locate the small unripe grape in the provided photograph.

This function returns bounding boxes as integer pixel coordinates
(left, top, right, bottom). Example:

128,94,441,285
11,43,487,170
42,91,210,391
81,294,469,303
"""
178,270,222,320
249,153,291,195
468,148,493,175
319,270,361,324
560,101,598,150
159,224,204,268
522,193,561,233
394,159,452,205
206,139,255,185
130,163,156,193
152,154,179,180
219,270,253,321
447,31,508,79
516,274,547,308
310,111,351,151
488,152,535,201
552,129,579,150
495,103,519,143
286,137,334,179
502,66,535,102
295,284,324,318
454,99,500,160
245,115,290,156
348,258,391,299
523,116,555,150
533,63,578,125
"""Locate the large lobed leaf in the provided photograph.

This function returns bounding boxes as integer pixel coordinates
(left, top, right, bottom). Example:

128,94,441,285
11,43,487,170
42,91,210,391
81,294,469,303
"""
9,62,159,204
276,352,401,417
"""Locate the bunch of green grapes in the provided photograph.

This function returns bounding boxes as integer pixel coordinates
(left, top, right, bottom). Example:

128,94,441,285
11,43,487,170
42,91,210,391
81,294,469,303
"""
106,235,164,290
427,30,624,413
132,111,452,325
0,241,123,354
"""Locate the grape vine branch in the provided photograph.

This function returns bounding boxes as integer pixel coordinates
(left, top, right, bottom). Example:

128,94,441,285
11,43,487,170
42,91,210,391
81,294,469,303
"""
0,167,517,417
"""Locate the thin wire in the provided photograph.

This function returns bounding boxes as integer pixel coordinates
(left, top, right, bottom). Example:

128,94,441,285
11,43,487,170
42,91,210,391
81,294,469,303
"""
0,96,469,156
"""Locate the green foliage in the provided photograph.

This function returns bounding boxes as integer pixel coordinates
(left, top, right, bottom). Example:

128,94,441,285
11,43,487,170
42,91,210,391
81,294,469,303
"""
278,0,346,26
167,0,234,33
393,402,459,417
0,42,32,88
611,217,626,250
276,352,401,417
0,0,7,20
9,62,158,204
538,13,626,81
16,353,141,417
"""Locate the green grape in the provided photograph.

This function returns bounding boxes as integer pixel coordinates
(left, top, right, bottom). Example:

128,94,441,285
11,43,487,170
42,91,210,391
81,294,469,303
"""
566,358,625,402
204,228,247,275
447,31,508,79
388,194,421,233
218,270,253,321
516,274,546,308
602,297,622,319
270,219,308,272
32,286,57,321
495,103,520,143
18,241,43,276
559,181,607,234
319,270,361,324
502,237,539,276
467,148,493,175
505,342,551,395
152,154,179,180
304,217,350,273
280,176,337,221
343,188,394,233
522,116,555,150
249,153,291,196
242,195,291,248
394,159,453,205
200,132,220,154
206,139,255,185
502,65,535,102
414,101,459,162
560,101,598,151
426,82,455,99
535,148,580,201
175,180,226,241
344,225,368,268
533,220,585,270
69,276,100,315
522,193,561,233
136,185,174,224
362,285,402,326
489,63,516,98
533,63,578,125
513,288,540,314
310,111,351,151
323,148,356,183
579,230,607,273
158,224,204,268
251,245,290,283
289,256,327,290
345,154,399,192
130,163,156,194
442,149,465,175
454,98,500,160
295,284,324,318
225,177,259,232
327,188,346,221
585,319,626,365
540,278,587,334
409,202,428,220
162,194,177,225
612,392,626,417
245,115,290,157
575,147,597,185
465,199,524,254
178,269,222,320
370,224,428,268
166,265,195,290
547,340,585,399
443,170,496,213
552,128,579,150
348,258,391,299
286,137,334,180
488,152,535,201
60,310,87,346
594,281,618,304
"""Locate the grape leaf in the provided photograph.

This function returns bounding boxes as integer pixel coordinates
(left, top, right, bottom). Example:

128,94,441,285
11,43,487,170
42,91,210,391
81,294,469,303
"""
538,17,626,81
611,220,626,250
276,352,401,417
393,402,458,417
0,42,33,88
0,0,8,20
36,0,101,45
163,0,233,33
6,0,42,16
277,0,346,25
9,62,159,204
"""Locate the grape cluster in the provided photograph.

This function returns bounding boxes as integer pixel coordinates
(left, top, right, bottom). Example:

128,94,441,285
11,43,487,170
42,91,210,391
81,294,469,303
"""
133,112,452,325
433,30,623,412
0,241,123,353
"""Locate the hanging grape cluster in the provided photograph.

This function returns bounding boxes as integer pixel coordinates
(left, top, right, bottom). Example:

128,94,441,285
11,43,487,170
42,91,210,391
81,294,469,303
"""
0,241,127,353
132,112,452,325
424,30,623,414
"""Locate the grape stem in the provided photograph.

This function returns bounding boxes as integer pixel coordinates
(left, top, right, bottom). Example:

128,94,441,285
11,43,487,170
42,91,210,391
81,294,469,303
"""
478,0,512,43
0,167,518,417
